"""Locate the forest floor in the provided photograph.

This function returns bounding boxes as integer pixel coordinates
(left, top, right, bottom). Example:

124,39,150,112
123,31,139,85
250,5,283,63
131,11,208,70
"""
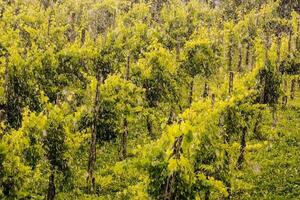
94,90,300,200
241,90,300,199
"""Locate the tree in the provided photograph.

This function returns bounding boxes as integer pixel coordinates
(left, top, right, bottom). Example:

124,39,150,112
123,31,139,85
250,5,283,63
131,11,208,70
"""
182,38,218,106
136,43,178,137
43,106,69,200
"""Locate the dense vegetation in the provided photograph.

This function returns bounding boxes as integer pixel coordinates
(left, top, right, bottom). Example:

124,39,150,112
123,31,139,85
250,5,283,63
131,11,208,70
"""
0,0,299,199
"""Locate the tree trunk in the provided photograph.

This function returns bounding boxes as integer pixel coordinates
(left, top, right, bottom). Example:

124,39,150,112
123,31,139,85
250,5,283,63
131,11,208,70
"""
272,107,277,128
297,15,300,50
205,190,210,200
228,38,233,71
47,173,55,200
229,71,234,95
47,12,52,36
211,93,215,108
264,32,270,63
188,78,194,106
245,40,250,68
164,173,175,200
224,149,231,199
276,32,281,70
288,29,292,54
81,28,86,46
249,48,254,70
282,79,288,108
120,56,130,160
67,12,76,42
4,53,9,121
120,119,128,160
237,127,247,170
219,114,231,200
86,72,103,193
167,107,175,125
125,55,130,80
284,79,288,91
175,41,180,59
221,111,231,200
237,43,242,72
259,71,266,104
205,171,210,200
203,82,209,98
290,79,296,99
282,96,288,108
164,135,184,200
253,112,263,139
146,115,153,138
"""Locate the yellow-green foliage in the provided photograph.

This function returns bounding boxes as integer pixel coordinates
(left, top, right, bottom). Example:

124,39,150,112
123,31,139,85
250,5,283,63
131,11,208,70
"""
0,0,299,199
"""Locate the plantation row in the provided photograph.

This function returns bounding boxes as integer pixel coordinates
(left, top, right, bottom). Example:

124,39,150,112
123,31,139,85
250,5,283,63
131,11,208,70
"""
0,0,299,199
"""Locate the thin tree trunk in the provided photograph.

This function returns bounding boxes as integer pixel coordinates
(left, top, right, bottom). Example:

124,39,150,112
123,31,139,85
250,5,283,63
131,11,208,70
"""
224,109,232,199
211,93,215,108
224,152,232,200
249,48,254,70
146,115,153,138
297,15,300,50
228,38,233,71
237,127,247,170
205,171,210,200
120,119,128,160
66,11,76,42
276,32,281,70
188,78,194,106
203,82,209,98
272,107,277,128
219,114,231,200
224,134,231,199
229,71,234,95
164,135,184,200
284,79,288,91
47,13,52,36
291,79,296,99
4,53,9,100
259,71,266,104
87,72,103,193
205,190,210,200
253,112,262,139
120,56,130,160
125,55,130,80
245,40,250,68
282,96,288,108
47,173,55,200
81,28,86,46
176,41,180,59
167,107,175,125
4,53,9,120
265,32,270,63
164,173,175,200
288,29,292,54
237,43,242,72
282,80,288,108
